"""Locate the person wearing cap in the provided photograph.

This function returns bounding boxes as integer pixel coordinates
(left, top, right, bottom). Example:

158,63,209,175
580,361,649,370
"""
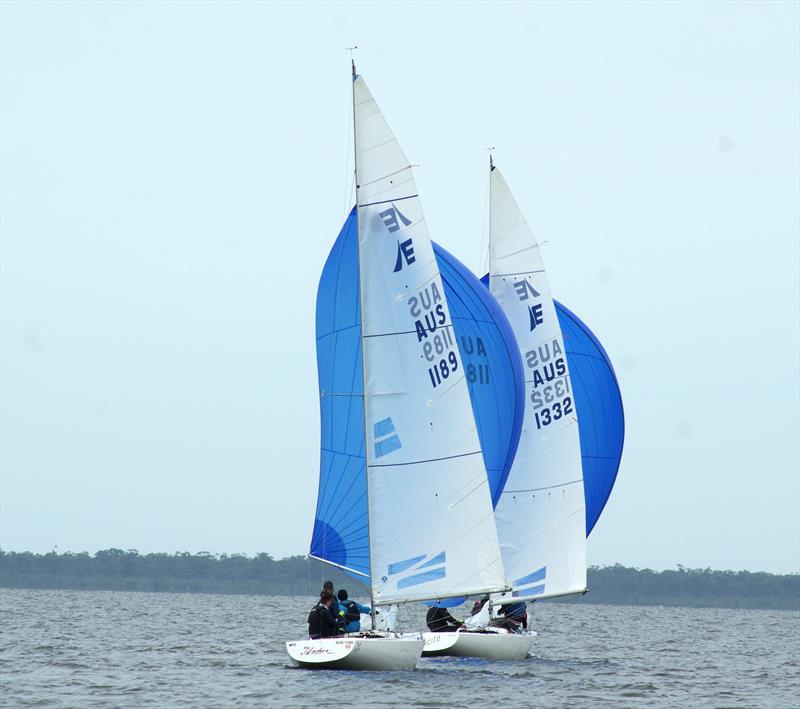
337,589,371,633
322,580,345,630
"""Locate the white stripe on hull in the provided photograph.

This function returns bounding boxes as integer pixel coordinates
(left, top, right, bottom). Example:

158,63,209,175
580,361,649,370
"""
286,634,424,671
418,629,535,660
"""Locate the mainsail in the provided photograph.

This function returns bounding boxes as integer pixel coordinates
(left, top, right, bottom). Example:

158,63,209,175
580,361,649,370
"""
312,73,511,605
479,272,626,538
311,216,526,579
489,162,587,601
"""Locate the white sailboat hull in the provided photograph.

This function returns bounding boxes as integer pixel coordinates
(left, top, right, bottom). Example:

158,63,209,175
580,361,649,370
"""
417,629,536,660
286,634,424,671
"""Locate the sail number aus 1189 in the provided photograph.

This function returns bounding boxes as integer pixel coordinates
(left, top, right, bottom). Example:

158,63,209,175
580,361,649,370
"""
428,351,458,389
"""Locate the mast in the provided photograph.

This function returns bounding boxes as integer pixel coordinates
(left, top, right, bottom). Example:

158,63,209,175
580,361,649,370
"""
488,152,494,280
351,60,377,630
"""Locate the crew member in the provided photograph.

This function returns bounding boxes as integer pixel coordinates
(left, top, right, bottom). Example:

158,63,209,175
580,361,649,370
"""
337,589,371,633
426,605,464,633
322,580,345,630
308,591,338,639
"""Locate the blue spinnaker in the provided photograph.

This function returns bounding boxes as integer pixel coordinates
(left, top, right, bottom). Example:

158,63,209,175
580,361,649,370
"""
312,208,369,577
311,211,525,581
554,301,625,535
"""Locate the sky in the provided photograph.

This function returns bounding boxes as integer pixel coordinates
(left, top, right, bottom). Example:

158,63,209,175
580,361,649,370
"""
1,1,798,574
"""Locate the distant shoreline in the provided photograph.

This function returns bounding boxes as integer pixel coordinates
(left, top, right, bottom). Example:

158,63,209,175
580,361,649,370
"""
1,550,797,611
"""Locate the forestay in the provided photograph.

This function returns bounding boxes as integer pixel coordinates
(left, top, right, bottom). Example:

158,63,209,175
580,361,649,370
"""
489,163,587,600
353,75,507,604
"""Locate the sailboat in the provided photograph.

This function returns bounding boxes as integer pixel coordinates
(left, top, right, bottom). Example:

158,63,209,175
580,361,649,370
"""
418,158,591,660
286,67,510,670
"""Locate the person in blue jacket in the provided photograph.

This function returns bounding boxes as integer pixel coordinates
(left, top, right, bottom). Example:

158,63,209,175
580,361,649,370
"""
337,589,371,633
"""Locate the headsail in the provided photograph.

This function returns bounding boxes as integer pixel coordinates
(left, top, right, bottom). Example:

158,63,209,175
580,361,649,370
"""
489,163,587,601
353,75,507,604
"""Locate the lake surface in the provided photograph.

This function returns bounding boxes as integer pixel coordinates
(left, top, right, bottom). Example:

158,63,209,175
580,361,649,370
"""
1,588,798,707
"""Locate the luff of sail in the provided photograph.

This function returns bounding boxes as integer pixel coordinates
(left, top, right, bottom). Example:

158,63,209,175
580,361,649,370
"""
489,163,587,601
353,74,508,605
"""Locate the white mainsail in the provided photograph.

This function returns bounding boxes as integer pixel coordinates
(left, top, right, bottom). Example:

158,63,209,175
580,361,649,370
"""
489,162,587,601
353,74,508,605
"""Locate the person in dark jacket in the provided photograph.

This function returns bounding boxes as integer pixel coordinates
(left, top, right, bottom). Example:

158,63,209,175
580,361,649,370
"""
322,580,345,630
492,601,527,632
308,591,339,639
426,605,463,632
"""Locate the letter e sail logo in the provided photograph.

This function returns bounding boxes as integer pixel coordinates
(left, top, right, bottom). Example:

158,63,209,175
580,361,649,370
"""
379,203,412,233
379,203,415,273
528,303,544,331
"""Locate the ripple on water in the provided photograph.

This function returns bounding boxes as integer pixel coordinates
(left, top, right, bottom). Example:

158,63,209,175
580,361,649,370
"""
1,590,799,708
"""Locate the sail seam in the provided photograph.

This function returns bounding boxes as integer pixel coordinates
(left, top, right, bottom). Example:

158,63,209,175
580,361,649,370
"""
503,478,583,493
368,450,481,468
364,324,454,339
359,193,418,208
492,269,546,277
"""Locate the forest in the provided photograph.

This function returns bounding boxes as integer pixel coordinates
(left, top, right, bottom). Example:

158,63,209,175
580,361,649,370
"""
1,550,797,611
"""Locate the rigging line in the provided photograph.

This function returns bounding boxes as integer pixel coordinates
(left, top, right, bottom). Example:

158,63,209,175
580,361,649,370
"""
481,153,491,277
368,450,481,468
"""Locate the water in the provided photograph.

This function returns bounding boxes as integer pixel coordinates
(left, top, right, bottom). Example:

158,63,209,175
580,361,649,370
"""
1,589,798,707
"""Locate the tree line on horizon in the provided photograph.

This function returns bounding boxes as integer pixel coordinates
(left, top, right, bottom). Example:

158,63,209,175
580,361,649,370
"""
0,549,797,611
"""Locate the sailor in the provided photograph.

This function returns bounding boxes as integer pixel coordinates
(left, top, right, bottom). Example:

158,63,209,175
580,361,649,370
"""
337,589,371,633
322,580,346,631
308,591,339,639
470,594,490,616
425,605,464,633
495,600,528,631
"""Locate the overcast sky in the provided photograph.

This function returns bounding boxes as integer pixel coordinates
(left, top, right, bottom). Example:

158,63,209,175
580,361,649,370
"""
1,1,798,573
